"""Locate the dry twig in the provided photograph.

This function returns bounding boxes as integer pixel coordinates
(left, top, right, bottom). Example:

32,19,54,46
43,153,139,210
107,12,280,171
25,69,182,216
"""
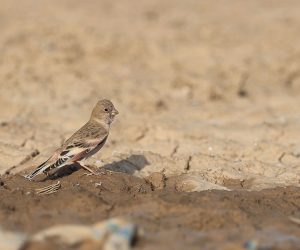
35,181,61,195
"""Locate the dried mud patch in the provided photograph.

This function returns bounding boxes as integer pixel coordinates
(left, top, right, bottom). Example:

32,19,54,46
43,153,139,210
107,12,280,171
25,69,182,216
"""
0,172,299,249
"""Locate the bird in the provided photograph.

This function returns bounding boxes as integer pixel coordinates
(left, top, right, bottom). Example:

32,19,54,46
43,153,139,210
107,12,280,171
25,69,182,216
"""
25,99,119,181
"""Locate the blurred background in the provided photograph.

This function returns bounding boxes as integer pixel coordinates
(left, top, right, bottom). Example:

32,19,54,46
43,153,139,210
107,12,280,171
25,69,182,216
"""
0,1,300,249
0,0,300,189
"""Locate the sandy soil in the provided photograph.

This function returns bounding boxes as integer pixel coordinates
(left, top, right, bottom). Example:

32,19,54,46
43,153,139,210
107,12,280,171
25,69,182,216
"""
0,0,300,249
1,172,300,250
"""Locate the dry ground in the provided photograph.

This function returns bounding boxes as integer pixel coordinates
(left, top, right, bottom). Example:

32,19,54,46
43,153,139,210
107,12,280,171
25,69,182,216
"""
0,0,300,249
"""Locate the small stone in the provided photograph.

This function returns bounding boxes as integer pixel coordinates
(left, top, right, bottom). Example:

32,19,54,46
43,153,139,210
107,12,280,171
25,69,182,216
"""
95,182,102,187
145,172,166,190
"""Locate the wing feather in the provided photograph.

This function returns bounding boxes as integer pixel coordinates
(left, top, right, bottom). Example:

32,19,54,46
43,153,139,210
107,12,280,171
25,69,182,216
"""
25,121,108,181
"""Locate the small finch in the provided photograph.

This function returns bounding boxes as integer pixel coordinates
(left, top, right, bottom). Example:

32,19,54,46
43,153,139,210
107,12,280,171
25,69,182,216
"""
25,99,119,181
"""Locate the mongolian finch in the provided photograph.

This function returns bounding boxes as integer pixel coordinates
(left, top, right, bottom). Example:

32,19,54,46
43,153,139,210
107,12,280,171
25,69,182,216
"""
25,99,119,181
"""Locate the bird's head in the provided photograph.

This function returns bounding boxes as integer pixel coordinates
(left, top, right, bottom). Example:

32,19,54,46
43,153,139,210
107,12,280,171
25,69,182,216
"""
91,99,119,125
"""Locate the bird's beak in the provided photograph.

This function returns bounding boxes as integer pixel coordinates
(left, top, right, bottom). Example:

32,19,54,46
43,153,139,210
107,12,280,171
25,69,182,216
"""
112,109,119,116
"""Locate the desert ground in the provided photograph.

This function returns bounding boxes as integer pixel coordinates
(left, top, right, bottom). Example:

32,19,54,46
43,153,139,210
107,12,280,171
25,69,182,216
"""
0,0,300,249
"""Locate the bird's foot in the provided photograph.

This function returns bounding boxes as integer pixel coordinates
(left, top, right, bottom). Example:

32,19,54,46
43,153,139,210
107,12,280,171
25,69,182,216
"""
81,173,94,177
97,168,114,175
80,164,115,177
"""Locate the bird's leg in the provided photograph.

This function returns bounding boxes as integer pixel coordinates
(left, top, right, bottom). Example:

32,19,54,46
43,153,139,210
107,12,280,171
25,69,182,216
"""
78,159,114,176
81,164,99,175
78,159,100,176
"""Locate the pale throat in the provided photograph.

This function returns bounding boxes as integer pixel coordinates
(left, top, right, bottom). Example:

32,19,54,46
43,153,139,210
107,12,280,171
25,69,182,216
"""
92,117,111,129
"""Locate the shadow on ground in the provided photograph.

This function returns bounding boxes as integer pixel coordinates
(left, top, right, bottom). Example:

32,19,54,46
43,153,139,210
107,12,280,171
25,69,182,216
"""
102,154,149,174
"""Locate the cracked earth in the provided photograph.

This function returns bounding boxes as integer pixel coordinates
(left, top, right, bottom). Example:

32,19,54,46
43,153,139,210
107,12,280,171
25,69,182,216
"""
0,0,300,249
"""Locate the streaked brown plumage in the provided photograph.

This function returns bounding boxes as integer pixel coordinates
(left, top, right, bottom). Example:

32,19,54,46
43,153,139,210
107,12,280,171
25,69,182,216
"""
25,99,119,181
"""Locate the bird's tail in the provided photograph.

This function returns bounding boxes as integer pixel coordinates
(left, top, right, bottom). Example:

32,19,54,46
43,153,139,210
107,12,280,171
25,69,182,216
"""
25,159,50,181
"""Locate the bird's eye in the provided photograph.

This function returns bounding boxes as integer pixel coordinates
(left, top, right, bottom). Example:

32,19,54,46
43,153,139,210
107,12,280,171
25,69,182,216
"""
104,108,108,112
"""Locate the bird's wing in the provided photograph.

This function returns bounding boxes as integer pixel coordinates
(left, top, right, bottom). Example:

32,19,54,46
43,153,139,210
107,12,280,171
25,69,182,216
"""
24,149,62,180
25,123,109,180
25,136,108,181
60,137,107,162
49,133,108,168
